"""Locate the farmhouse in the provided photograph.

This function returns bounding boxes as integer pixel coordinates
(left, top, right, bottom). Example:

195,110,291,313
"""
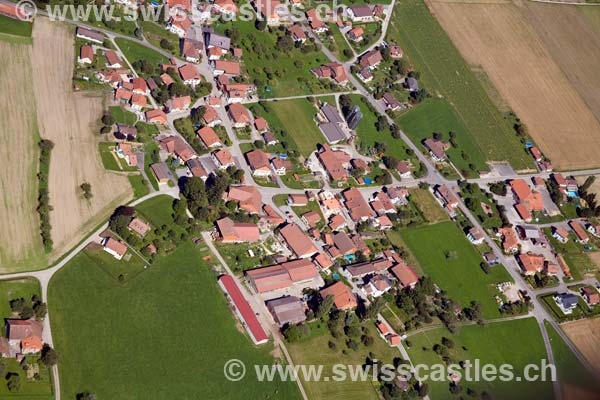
316,144,351,182
517,253,544,275
227,185,262,214
6,319,43,355
102,237,128,260
78,45,94,64
319,282,357,310
347,5,373,22
245,259,320,293
343,188,374,221
266,297,306,326
343,258,391,279
279,223,318,258
218,274,269,345
76,27,104,44
205,32,231,54
216,217,259,243
104,51,122,68
211,60,241,76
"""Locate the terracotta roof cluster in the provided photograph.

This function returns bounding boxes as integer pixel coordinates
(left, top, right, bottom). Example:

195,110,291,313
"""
246,259,319,292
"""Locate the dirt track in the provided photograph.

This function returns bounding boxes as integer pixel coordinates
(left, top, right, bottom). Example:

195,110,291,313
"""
31,18,132,260
0,41,46,271
428,0,600,170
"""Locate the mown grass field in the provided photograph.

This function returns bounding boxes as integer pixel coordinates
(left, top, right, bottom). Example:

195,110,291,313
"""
48,241,302,400
110,105,138,125
406,318,553,400
128,174,149,199
545,321,600,398
386,0,533,170
114,37,168,67
397,99,488,176
399,221,513,319
139,21,180,53
0,15,33,39
408,187,449,224
268,98,326,156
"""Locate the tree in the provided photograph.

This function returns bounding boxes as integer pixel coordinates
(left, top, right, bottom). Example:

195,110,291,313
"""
80,182,93,199
255,19,267,31
33,301,47,320
317,294,335,318
6,373,21,392
77,393,97,400
160,38,173,51
41,344,59,367
101,114,115,126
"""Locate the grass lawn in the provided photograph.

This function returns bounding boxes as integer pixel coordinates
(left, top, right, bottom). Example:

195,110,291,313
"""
399,221,513,319
397,99,488,177
216,242,268,274
287,322,399,400
114,37,169,68
139,21,180,54
212,19,337,98
134,195,176,227
0,278,41,321
267,98,326,157
0,15,33,39
386,0,534,170
110,105,138,125
128,174,150,199
48,242,302,400
409,187,449,224
544,321,599,396
542,228,595,281
325,24,353,61
348,23,381,54
406,318,553,399
0,356,54,399
98,142,138,172
83,243,148,283
348,94,413,163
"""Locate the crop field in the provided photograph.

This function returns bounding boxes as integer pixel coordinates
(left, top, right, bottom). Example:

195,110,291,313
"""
48,241,301,399
386,0,533,170
407,318,553,400
545,322,600,399
31,18,132,260
428,0,600,170
0,40,46,272
561,318,600,376
399,221,513,319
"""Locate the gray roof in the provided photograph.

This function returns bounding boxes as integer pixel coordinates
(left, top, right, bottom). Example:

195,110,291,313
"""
319,123,346,144
207,33,231,50
557,293,578,308
321,104,343,124
406,77,419,91
266,297,306,326
349,5,372,18
150,163,170,181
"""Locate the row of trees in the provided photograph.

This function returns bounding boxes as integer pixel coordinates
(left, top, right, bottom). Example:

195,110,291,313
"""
9,295,47,320
37,139,54,252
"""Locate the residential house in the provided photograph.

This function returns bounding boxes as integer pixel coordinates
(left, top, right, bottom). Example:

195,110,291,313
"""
179,63,202,86
405,77,419,92
554,293,579,315
390,45,403,58
271,158,293,175
363,275,393,298
246,258,320,293
212,0,238,17
434,185,459,217
467,227,485,245
130,93,147,111
150,162,171,183
319,282,357,310
128,217,151,237
569,220,589,244
391,264,419,289
288,193,308,206
102,237,128,260
423,138,450,162
182,38,202,62
311,62,349,85
186,158,208,180
115,124,137,141
246,149,272,177
212,148,235,169
6,319,43,355
382,92,402,111
552,226,569,243
316,144,351,182
227,103,251,127
168,16,192,38
227,185,262,214
197,126,223,148
202,105,222,127
301,211,322,228
289,24,307,43
159,135,197,163
581,287,599,306
306,9,328,33
105,50,122,68
145,109,167,124
347,27,364,42
347,5,373,22
205,32,231,55
116,143,138,166
498,227,519,253
211,60,241,76
359,49,382,69
343,188,375,221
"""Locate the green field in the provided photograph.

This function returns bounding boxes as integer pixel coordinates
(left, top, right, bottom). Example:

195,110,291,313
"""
349,94,413,163
0,278,41,321
134,195,176,227
400,221,513,319
542,228,595,281
408,187,449,224
110,106,138,125
212,19,336,98
81,244,148,283
407,318,553,399
128,174,150,199
114,37,169,68
287,323,399,400
544,321,599,396
139,21,180,54
48,242,302,399
397,99,488,177
325,24,353,62
386,0,534,170
0,15,33,39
